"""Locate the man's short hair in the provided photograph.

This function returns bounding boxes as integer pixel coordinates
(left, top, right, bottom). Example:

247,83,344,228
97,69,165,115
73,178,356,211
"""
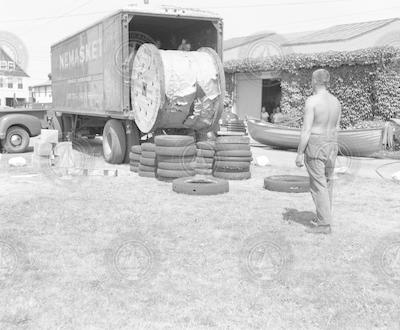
312,69,330,86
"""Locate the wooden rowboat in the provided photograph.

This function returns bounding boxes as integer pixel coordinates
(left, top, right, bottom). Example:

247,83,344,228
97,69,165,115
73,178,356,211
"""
247,119,384,157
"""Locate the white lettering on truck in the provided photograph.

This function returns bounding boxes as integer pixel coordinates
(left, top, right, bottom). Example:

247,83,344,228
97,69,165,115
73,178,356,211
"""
59,38,102,71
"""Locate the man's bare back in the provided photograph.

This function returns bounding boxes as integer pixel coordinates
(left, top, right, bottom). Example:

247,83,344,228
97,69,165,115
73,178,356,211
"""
307,90,341,136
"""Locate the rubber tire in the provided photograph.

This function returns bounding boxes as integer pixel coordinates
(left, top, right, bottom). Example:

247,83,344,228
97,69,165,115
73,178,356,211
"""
196,141,215,150
172,177,229,195
215,156,253,162
155,145,196,157
195,169,213,175
196,157,214,164
157,168,195,178
130,165,139,172
155,135,195,147
197,149,215,157
214,171,251,180
140,157,156,166
264,175,310,193
141,143,155,152
157,161,195,171
139,172,156,178
131,145,142,154
139,164,156,173
215,143,250,151
2,126,30,153
157,176,174,183
103,119,126,164
216,150,252,157
217,136,250,144
157,155,196,163
195,163,214,170
130,160,139,166
130,153,141,162
215,161,251,169
141,151,156,159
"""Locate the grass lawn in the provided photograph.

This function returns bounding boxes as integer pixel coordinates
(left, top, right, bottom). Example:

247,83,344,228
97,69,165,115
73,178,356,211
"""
0,158,400,329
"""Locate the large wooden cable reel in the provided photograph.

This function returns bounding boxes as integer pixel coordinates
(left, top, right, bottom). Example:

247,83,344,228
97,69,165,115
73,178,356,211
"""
130,43,225,134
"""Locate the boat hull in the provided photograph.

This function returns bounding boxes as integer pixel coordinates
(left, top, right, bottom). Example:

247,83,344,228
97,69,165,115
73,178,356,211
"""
247,119,383,157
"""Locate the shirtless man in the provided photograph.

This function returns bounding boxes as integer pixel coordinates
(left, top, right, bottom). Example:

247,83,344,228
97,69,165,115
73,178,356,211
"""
295,69,342,234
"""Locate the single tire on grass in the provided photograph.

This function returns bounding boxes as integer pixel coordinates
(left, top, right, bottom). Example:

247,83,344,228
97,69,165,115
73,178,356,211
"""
157,161,195,171
157,168,195,178
140,157,156,166
214,171,251,180
172,177,229,195
141,143,155,152
141,151,156,159
216,136,250,144
155,145,196,157
139,164,156,173
216,150,252,157
197,149,215,158
103,119,126,164
263,175,310,193
215,143,250,151
155,135,195,147
131,145,142,154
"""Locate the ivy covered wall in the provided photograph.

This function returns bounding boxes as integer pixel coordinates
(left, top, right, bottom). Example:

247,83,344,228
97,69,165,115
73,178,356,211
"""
224,47,400,129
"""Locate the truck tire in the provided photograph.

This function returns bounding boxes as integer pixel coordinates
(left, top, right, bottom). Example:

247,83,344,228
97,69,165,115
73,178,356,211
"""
155,135,195,147
141,143,156,152
216,136,250,144
131,145,142,154
195,168,213,175
157,155,195,163
103,120,126,164
197,149,215,157
172,177,229,195
129,152,141,162
215,143,250,151
155,145,196,157
263,175,310,193
216,150,252,157
157,161,195,171
195,157,214,164
196,141,215,150
214,161,251,170
214,171,251,180
157,168,195,178
215,156,253,162
140,157,156,166
141,151,156,159
139,164,156,173
2,126,30,153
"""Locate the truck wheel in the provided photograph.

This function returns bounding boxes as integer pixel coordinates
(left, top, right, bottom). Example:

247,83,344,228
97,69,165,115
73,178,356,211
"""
2,126,30,153
103,119,126,164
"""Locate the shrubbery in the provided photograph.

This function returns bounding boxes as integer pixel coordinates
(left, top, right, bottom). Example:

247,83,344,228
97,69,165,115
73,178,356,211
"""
224,47,400,129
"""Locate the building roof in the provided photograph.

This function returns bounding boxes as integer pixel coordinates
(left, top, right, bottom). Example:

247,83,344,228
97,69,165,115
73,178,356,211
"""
30,80,51,88
284,18,400,46
224,31,276,51
0,47,29,78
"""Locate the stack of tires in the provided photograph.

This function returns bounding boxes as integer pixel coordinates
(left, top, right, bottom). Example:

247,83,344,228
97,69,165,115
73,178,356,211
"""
139,143,157,178
195,141,215,176
129,145,142,173
213,136,252,180
155,135,196,181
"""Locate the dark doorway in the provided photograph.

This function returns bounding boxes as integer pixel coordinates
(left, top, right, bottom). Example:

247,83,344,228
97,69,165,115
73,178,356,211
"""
261,79,281,122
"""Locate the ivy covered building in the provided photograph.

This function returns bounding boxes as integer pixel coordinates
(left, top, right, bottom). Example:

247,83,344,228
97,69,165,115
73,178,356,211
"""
224,18,400,129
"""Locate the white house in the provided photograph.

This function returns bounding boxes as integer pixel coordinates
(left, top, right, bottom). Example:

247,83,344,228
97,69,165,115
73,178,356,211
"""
0,47,30,107
30,80,52,104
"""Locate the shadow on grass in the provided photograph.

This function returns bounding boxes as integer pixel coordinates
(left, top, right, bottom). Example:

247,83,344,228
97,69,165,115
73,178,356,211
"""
282,208,316,228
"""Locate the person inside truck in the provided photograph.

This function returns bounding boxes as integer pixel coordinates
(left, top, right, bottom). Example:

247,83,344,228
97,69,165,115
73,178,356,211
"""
178,38,191,51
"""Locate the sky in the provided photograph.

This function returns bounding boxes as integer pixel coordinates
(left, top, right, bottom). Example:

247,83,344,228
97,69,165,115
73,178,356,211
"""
1,0,400,85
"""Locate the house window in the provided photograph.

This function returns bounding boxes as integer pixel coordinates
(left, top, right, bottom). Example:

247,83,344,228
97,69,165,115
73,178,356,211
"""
7,77,13,89
17,78,23,89
8,61,15,71
0,61,7,70
0,77,3,88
